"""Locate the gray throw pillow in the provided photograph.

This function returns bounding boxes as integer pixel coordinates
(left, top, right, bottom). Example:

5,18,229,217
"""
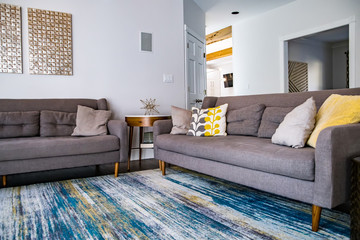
40,110,76,137
227,104,265,136
272,97,317,148
257,107,293,138
170,106,192,135
0,111,39,138
72,105,111,137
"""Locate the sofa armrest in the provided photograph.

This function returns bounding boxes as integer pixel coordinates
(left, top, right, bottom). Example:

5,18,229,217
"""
153,119,173,159
153,119,173,137
313,123,360,208
108,120,128,162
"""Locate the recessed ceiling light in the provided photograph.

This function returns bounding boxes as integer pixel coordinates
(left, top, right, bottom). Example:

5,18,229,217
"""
231,11,239,15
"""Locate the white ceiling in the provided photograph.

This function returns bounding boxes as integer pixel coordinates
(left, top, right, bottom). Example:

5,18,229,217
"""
193,0,296,33
302,25,349,43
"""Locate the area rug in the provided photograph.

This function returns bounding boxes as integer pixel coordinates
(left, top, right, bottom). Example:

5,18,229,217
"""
0,167,350,239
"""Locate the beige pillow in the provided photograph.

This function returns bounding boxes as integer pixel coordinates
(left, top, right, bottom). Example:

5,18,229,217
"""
170,106,192,134
271,97,316,148
72,105,112,136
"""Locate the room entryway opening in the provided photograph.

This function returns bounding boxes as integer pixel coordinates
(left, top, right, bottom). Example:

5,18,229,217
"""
205,26,235,97
280,18,355,93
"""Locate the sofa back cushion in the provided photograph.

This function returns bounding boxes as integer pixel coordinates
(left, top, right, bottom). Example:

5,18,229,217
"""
257,107,293,138
40,111,76,137
0,98,108,112
0,111,40,138
227,104,265,136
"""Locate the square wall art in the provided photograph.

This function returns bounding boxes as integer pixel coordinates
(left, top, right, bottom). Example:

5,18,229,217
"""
28,8,72,75
0,3,22,74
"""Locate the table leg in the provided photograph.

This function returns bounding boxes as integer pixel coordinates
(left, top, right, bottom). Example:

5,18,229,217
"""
139,127,143,167
128,126,134,171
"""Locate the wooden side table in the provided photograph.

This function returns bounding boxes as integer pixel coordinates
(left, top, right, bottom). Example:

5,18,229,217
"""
351,157,360,239
125,115,171,171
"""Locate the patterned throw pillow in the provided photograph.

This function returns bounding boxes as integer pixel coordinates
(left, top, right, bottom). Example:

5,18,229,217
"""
187,104,228,137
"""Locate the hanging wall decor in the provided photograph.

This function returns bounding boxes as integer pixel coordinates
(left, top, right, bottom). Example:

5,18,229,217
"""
28,8,72,75
0,3,22,74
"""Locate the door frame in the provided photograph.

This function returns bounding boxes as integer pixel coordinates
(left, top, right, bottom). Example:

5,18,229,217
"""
279,16,356,93
184,25,206,109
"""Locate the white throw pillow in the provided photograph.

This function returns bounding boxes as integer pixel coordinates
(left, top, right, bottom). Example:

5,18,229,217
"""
271,97,316,148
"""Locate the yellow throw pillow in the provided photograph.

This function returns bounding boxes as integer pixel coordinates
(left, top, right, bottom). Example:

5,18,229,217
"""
307,94,360,147
187,103,228,136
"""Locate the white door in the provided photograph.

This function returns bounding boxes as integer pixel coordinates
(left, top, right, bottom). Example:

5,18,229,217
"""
186,30,206,109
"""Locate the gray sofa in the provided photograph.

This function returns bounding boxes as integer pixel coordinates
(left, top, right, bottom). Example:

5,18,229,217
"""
154,88,360,232
0,98,128,187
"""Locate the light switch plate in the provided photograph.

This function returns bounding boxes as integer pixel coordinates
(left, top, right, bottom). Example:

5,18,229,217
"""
163,74,174,83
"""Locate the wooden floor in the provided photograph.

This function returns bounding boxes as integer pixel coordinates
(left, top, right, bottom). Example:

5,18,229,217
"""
3,159,159,188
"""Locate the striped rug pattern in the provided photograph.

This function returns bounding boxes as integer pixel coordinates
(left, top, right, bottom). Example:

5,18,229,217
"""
0,167,350,239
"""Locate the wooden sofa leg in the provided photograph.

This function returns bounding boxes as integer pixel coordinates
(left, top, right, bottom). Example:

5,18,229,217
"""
312,205,322,231
2,176,6,187
159,160,162,171
114,162,119,178
161,161,166,176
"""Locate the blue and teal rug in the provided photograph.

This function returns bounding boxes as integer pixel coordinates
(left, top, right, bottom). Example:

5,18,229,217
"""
0,167,350,239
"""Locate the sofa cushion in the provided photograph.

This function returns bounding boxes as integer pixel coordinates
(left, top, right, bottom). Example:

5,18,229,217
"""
227,104,265,136
0,135,119,161
72,105,112,136
272,97,317,148
170,106,192,135
0,111,39,138
307,94,360,148
156,134,315,181
187,104,228,136
257,107,293,138
40,111,76,137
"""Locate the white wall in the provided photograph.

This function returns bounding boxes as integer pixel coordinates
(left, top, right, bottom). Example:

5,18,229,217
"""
232,0,360,95
332,41,349,89
288,39,333,91
183,0,205,37
0,0,185,160
220,62,234,96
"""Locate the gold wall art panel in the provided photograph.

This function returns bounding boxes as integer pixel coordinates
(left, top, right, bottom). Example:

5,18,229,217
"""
0,4,22,74
28,8,72,75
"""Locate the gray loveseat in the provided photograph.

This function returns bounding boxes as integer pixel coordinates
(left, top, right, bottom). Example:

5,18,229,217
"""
154,88,360,231
0,98,128,187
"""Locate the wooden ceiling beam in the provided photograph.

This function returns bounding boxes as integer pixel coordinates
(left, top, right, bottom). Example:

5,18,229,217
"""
206,47,232,61
206,26,232,45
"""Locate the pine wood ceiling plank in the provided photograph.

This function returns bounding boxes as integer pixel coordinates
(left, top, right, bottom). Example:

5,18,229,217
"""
206,26,232,45
206,47,232,61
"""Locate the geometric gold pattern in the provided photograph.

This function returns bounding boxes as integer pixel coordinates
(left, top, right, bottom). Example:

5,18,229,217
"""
28,8,72,75
0,3,22,74
288,61,308,93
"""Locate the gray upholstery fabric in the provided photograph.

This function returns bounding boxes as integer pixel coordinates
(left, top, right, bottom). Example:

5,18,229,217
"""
40,111,76,137
0,99,107,112
156,134,315,181
0,111,39,138
153,88,360,209
314,123,360,208
107,119,128,162
227,104,265,136
157,149,314,204
0,135,119,161
0,152,119,175
257,107,293,138
214,88,360,111
201,96,218,109
0,98,128,179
